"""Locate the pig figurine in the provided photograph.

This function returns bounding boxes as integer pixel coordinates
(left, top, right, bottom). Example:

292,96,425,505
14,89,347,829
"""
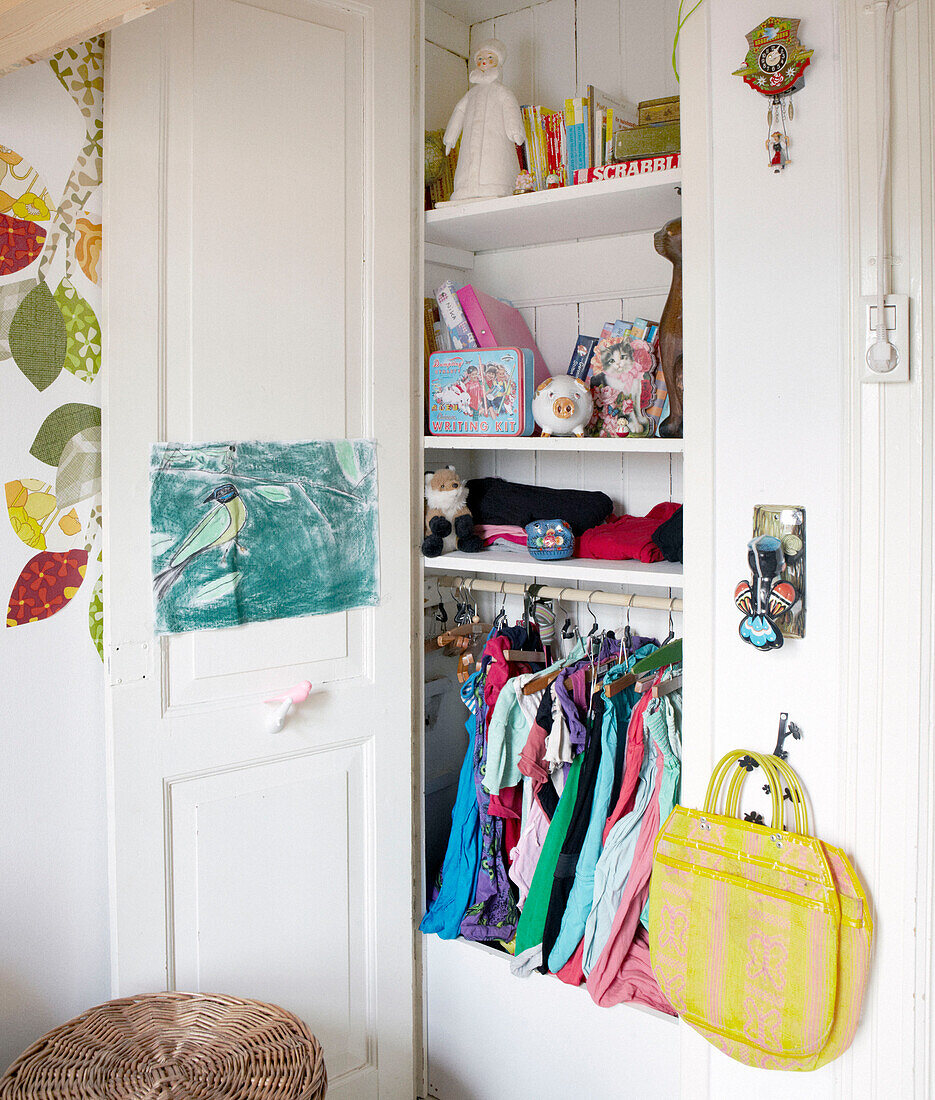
532,375,593,437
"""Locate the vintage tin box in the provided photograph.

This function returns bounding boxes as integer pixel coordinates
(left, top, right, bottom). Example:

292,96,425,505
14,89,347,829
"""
428,347,535,436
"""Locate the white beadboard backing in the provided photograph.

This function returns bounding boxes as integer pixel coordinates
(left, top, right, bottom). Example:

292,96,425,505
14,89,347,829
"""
466,0,681,108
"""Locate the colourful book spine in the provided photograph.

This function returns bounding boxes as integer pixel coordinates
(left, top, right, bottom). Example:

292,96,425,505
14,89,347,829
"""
567,334,599,380
435,280,478,350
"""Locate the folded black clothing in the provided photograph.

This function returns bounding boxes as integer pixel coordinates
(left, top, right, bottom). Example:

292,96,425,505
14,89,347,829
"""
466,477,613,538
652,504,683,563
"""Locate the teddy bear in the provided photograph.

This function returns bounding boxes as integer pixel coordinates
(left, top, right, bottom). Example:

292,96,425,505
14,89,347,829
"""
422,466,483,557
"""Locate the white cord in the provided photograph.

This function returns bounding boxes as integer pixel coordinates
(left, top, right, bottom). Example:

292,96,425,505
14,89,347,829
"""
869,0,898,370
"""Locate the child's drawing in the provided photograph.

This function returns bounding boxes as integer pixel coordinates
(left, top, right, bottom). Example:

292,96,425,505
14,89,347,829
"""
150,439,379,634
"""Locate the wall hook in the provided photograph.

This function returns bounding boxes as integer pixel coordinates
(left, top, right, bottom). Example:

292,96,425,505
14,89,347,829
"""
264,679,313,734
772,711,803,760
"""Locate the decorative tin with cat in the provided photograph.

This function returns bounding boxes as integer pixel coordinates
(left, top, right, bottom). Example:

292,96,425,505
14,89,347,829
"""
428,347,535,436
585,333,657,437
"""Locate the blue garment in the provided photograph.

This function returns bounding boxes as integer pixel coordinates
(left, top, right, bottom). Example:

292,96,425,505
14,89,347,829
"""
547,645,655,973
419,671,485,939
638,681,681,927
581,716,659,977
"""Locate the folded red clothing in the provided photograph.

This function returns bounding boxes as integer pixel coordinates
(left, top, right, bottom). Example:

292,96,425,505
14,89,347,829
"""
578,502,681,562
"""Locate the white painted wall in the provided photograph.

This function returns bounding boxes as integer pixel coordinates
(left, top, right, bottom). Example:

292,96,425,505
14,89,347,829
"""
0,60,110,1068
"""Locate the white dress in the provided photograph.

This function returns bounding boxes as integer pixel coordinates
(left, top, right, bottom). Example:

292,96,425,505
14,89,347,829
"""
444,71,525,202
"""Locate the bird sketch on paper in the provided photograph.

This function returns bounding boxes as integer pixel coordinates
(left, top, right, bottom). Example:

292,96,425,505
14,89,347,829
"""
150,440,379,635
153,483,247,602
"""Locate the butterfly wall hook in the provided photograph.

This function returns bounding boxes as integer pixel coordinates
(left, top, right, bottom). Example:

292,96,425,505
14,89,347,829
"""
735,535,799,651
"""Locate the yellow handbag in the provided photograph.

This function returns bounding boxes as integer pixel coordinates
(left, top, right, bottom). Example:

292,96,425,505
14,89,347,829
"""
648,750,873,1070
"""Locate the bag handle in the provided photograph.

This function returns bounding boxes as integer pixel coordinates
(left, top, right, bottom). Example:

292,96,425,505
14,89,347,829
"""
721,751,811,836
768,754,812,837
704,749,783,829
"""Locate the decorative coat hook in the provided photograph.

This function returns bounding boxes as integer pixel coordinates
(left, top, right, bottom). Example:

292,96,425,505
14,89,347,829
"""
772,711,803,760
735,535,799,650
264,680,313,734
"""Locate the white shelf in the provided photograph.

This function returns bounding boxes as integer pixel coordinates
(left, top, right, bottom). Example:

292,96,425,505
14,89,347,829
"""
425,170,681,253
423,548,682,588
425,435,683,453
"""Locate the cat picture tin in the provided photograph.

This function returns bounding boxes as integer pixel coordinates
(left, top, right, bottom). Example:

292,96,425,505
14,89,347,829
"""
429,347,535,436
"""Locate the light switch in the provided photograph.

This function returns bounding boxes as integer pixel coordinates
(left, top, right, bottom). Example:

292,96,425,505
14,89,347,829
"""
859,293,909,383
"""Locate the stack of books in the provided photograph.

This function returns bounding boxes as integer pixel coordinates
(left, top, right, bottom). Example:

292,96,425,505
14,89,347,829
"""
515,88,680,192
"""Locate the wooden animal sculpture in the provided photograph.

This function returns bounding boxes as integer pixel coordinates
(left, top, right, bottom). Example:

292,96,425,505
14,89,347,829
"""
654,217,683,438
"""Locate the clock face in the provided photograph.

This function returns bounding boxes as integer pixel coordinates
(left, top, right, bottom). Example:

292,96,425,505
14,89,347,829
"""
758,43,788,74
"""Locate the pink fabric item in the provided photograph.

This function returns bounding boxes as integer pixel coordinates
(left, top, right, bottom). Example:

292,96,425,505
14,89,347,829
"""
509,793,551,908
578,502,681,562
614,928,677,1015
482,637,531,868
475,524,528,546
601,685,654,843
518,720,551,798
586,741,666,1008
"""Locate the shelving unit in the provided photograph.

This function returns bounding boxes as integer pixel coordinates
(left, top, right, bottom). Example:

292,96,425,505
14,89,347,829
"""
425,169,681,252
421,3,685,1091
424,548,682,587
425,435,683,452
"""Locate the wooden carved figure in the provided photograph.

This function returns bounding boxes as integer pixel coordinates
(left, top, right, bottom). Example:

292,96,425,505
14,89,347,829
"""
654,217,683,438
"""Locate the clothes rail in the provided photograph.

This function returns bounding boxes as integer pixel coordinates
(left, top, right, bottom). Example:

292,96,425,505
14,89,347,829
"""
433,575,682,613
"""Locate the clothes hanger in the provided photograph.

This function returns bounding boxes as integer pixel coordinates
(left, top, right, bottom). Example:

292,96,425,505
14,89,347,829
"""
520,588,583,695
504,582,549,663
662,597,677,646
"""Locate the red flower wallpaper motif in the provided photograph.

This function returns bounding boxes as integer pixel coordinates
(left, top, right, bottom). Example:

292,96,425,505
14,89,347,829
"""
6,549,88,626
0,213,47,276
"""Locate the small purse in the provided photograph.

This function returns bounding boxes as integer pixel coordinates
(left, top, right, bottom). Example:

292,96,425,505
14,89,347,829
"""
648,750,873,1071
525,519,574,561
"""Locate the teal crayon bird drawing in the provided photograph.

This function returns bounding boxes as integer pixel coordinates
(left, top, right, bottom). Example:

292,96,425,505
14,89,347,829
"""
150,440,380,635
153,483,247,602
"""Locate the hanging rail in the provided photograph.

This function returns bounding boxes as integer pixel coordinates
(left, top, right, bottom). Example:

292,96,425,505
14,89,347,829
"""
433,575,682,613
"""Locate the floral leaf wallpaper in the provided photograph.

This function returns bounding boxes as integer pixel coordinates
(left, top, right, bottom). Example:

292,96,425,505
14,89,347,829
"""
2,36,104,653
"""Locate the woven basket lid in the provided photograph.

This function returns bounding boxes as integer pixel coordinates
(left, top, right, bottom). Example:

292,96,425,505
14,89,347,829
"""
0,992,327,1100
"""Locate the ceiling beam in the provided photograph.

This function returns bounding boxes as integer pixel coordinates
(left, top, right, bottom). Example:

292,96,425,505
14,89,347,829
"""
0,0,173,76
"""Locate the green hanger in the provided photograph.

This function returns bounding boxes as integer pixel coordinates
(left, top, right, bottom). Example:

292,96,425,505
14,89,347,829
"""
631,638,682,675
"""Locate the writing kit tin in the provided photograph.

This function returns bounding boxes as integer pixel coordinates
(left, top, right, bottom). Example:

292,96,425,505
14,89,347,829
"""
428,347,535,436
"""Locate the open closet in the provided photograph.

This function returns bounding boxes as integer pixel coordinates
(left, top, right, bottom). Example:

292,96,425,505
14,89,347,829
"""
419,2,690,1094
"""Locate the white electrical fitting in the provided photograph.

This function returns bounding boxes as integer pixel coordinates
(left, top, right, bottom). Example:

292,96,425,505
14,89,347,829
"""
867,0,898,373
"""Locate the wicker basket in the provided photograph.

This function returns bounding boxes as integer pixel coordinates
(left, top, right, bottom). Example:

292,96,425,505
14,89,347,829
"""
0,992,327,1100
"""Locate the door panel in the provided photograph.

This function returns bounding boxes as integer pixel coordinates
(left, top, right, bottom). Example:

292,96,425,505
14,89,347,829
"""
168,746,369,1078
104,1,416,1095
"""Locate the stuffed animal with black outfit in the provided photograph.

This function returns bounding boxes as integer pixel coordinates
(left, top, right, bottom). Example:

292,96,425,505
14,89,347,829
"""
422,466,483,557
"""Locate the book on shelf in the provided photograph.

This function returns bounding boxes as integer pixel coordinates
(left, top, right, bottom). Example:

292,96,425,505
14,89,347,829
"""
572,151,680,184
587,85,639,169
455,284,551,387
435,280,478,350
566,334,599,380
564,96,590,177
521,106,567,189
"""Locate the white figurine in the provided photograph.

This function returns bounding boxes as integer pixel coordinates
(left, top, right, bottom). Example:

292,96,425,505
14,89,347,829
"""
442,39,526,205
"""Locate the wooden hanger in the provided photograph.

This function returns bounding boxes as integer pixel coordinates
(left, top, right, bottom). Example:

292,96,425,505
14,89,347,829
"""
435,621,490,647
503,649,548,663
603,670,637,699
652,673,682,698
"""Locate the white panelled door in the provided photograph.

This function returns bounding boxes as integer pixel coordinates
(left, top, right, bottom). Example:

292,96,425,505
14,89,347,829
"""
103,1,416,1096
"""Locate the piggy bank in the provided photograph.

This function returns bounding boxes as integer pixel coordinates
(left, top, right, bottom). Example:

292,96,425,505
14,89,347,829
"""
532,375,593,437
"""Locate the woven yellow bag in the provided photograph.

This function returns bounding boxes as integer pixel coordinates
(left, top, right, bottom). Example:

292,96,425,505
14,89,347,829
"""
648,750,872,1070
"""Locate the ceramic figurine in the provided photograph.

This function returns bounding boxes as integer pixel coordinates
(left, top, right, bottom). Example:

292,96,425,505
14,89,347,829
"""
654,217,683,438
532,375,593,436
767,130,789,172
441,39,525,205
